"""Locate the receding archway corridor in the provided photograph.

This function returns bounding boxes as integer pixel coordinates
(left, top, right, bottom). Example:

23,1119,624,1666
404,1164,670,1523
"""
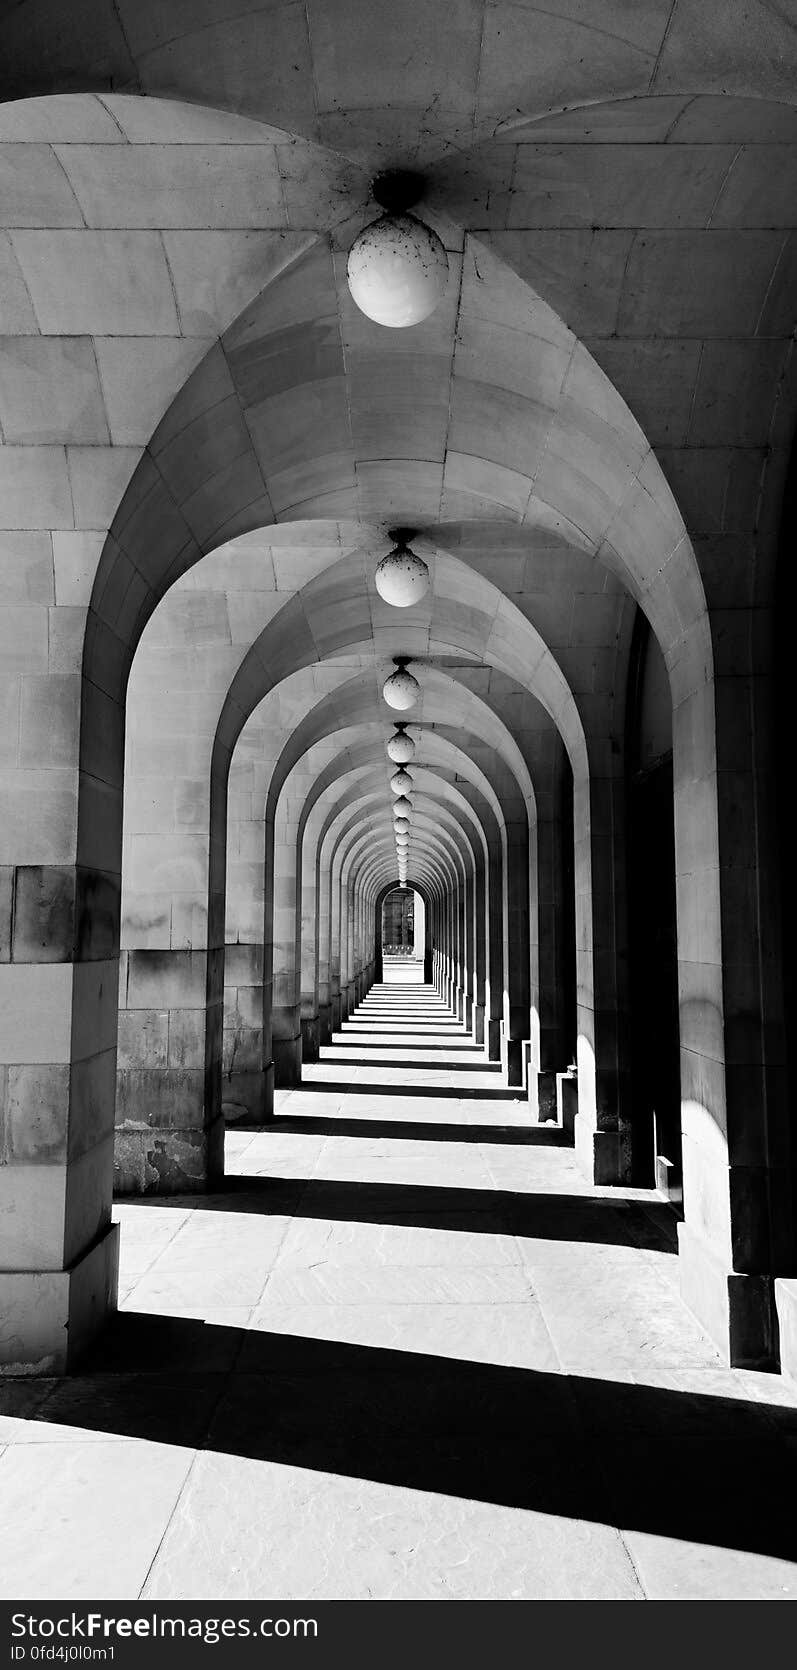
2,983,797,1602
1,3,797,1616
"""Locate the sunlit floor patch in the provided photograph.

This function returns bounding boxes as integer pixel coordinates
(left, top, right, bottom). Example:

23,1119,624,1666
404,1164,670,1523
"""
2,983,797,1600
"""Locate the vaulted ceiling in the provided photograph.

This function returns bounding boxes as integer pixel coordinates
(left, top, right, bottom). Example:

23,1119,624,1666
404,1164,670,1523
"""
1,3,795,896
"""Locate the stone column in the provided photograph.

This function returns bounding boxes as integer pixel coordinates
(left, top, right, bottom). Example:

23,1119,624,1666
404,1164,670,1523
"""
329,865,342,1033
472,851,488,1047
571,749,632,1185
269,790,302,1090
503,820,532,1089
676,643,792,1368
462,870,475,1031
0,855,121,1371
0,640,123,1369
534,803,569,1119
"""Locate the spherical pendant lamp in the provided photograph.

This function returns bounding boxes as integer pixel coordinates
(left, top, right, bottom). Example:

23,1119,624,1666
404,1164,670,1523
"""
383,659,420,712
375,537,430,608
394,816,411,835
387,723,415,764
393,795,413,819
347,212,448,329
390,766,413,796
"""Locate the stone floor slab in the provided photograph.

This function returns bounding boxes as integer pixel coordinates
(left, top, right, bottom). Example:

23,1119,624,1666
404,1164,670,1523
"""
0,1441,194,1600
5,980,797,1600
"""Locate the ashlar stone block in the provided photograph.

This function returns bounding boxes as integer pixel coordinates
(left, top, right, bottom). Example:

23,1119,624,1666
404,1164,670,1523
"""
0,337,109,445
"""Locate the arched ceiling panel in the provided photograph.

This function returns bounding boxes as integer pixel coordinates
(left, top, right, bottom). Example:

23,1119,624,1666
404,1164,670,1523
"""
2,4,794,159
214,544,589,775
65,220,702,706
251,665,536,814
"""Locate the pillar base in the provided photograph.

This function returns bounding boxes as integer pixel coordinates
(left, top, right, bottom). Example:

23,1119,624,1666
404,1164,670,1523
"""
556,1069,578,1139
463,994,473,1032
221,1068,266,1123
573,1113,622,1184
264,1058,274,1118
678,1221,778,1370
0,1223,119,1376
487,1018,501,1061
506,1036,525,1088
536,1068,558,1122
300,1016,320,1064
273,1034,302,1088
473,1002,485,1046
775,1280,797,1382
114,1115,225,1196
319,1004,332,1046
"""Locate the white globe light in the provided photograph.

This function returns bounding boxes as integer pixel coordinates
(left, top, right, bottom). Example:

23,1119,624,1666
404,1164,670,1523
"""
390,766,413,796
347,213,449,329
375,546,430,608
383,664,420,711
386,726,415,764
394,817,411,834
393,795,413,819
396,832,409,847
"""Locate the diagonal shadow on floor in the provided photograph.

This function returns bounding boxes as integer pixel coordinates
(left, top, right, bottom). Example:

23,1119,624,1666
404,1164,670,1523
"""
318,1057,503,1073
330,1040,486,1053
265,1114,570,1146
16,1316,796,1565
115,1175,678,1253
301,1080,523,1101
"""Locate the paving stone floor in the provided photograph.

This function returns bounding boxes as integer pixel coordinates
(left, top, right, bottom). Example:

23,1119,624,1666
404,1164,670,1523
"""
2,981,797,1600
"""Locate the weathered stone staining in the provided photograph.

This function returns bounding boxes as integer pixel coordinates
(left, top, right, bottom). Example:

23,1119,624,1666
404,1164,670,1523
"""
347,212,450,328
0,0,796,1602
374,539,431,608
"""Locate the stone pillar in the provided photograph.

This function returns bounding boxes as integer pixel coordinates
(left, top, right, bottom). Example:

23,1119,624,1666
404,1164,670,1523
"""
472,850,488,1046
116,942,225,1189
462,871,475,1031
572,756,632,1185
486,841,504,1062
504,821,531,1089
298,817,321,1066
675,649,792,1368
116,692,229,1192
446,892,455,1010
455,878,466,1021
317,838,333,1043
0,860,121,1371
223,831,267,1119
0,631,125,1367
269,796,301,1090
534,806,569,1120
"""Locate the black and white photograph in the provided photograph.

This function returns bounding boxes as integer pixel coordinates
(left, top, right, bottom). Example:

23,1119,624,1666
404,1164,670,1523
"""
0,0,796,1637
